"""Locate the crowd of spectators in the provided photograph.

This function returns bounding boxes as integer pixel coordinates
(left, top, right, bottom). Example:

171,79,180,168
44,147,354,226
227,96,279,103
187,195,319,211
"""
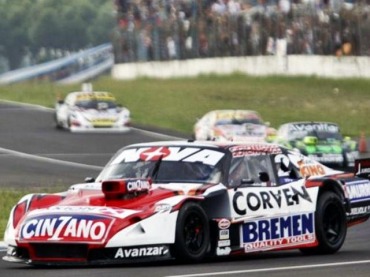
112,0,370,63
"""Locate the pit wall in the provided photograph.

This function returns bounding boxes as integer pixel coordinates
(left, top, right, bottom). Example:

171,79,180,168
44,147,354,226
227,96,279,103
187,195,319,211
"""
111,55,370,80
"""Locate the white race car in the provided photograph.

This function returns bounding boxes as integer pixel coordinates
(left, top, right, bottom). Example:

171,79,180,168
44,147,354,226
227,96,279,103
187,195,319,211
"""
54,90,130,132
193,109,276,142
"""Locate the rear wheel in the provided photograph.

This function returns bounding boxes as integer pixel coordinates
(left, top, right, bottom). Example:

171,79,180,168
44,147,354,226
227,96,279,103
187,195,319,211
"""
172,202,209,262
300,191,347,255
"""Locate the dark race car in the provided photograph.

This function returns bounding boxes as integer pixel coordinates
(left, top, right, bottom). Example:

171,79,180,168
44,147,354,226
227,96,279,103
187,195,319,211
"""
3,140,370,266
274,121,359,169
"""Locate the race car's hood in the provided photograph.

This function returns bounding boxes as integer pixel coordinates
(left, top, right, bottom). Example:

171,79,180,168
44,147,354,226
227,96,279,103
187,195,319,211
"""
77,108,123,126
215,124,267,141
302,141,343,154
12,181,218,245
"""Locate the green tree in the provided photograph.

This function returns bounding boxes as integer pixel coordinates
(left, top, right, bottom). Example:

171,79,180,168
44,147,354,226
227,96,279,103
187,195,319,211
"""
0,0,33,69
87,1,116,46
0,0,115,70
29,8,62,50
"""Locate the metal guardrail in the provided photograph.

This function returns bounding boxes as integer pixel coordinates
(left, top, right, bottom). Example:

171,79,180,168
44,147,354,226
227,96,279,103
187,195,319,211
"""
0,43,113,85
56,56,114,85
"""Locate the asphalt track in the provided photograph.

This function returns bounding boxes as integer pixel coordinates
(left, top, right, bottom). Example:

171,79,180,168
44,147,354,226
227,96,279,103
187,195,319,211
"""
1,101,370,277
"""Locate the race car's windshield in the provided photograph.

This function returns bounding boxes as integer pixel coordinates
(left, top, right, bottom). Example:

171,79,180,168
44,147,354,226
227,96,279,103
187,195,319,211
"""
75,99,117,110
97,160,223,184
215,118,263,126
290,130,343,141
310,130,342,141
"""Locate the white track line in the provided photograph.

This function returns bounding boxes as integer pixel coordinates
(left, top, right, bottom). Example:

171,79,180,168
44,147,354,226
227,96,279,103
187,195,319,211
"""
0,99,184,167
0,99,185,140
0,147,103,170
165,260,370,277
132,127,184,140
0,99,54,111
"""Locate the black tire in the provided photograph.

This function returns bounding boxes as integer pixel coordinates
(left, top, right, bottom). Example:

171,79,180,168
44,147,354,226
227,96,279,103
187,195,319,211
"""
54,113,62,129
67,116,72,129
300,191,347,255
171,202,210,262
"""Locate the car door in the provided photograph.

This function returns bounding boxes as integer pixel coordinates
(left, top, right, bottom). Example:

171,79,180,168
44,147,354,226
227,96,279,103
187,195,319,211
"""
227,153,317,252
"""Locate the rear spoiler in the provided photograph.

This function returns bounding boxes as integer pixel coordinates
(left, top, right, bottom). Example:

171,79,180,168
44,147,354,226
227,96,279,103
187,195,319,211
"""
355,158,370,178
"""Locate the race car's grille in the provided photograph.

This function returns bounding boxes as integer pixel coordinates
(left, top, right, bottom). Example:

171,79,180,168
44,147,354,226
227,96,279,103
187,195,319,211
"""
93,125,113,128
31,243,88,259
14,246,30,259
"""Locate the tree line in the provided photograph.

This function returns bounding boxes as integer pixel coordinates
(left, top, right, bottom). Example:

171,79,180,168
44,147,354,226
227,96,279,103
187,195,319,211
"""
0,0,115,71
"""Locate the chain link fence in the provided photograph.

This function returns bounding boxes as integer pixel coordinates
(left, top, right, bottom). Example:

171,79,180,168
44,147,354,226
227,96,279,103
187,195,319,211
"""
112,1,370,63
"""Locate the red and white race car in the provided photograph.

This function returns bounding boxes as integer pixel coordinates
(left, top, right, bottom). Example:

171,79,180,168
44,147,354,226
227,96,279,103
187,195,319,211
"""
193,109,276,142
3,140,370,266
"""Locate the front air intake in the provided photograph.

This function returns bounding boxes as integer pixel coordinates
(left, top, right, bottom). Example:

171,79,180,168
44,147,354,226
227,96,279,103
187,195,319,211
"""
102,179,152,200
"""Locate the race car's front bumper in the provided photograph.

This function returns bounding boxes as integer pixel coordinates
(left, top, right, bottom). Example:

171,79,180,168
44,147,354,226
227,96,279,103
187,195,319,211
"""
69,125,131,133
3,243,172,266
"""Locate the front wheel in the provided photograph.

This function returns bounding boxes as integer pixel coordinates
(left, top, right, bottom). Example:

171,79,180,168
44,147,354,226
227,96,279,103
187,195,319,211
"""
171,202,210,262
54,113,62,129
300,191,347,255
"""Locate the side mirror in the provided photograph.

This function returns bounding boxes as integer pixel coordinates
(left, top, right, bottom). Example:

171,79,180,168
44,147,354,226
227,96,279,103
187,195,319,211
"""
259,172,270,182
84,177,95,183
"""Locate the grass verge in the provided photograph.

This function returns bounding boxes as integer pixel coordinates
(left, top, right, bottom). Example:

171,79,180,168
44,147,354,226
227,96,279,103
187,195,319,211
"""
0,74,369,136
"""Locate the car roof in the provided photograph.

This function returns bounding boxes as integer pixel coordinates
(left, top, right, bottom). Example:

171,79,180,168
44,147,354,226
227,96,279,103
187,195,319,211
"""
67,91,114,97
207,109,261,116
281,121,338,126
122,140,285,154
65,91,116,102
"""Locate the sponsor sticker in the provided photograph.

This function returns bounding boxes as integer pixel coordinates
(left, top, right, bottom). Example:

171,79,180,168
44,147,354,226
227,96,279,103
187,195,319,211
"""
126,179,151,192
230,145,282,157
218,240,231,247
351,206,370,215
288,123,339,133
346,181,370,202
307,154,343,164
113,147,225,166
242,213,315,252
299,164,326,177
218,218,231,230
46,206,135,219
355,160,370,176
114,246,170,259
19,214,113,243
231,185,312,216
219,229,229,240
216,247,231,256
